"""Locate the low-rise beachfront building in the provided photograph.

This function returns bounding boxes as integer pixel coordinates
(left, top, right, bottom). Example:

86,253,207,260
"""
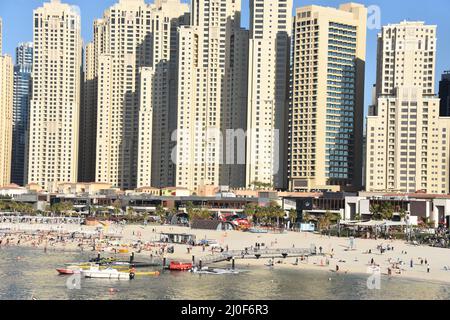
57,182,113,196
345,192,450,228
123,194,260,216
0,184,28,198
133,187,160,196
283,192,355,224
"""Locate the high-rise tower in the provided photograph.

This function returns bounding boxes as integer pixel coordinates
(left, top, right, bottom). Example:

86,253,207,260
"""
289,3,367,192
366,21,450,194
27,0,82,191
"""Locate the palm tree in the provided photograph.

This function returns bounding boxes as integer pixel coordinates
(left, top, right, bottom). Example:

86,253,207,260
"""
155,205,166,223
398,208,407,221
251,180,273,190
243,203,258,218
112,200,122,217
371,202,395,221
289,209,298,227
188,208,211,221
62,202,75,217
302,212,312,223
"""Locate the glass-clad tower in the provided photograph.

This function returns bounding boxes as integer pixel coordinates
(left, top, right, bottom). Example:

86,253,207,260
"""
12,42,33,186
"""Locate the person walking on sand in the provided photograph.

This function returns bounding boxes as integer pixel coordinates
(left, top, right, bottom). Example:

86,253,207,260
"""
319,246,323,254
410,259,414,268
427,264,430,273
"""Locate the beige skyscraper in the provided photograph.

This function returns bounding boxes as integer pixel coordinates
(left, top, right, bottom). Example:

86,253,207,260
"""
288,3,367,192
0,18,14,186
366,21,450,194
78,43,97,183
246,0,292,190
137,0,190,189
176,0,249,191
27,0,82,191
91,0,189,190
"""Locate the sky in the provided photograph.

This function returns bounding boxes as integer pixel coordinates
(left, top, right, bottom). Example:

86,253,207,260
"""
1,0,449,116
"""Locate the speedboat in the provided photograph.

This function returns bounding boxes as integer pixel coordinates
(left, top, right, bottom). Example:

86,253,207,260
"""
169,261,192,271
56,266,82,275
81,266,131,280
191,267,239,275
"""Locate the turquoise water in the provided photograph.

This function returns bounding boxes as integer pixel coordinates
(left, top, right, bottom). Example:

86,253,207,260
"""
1,247,450,300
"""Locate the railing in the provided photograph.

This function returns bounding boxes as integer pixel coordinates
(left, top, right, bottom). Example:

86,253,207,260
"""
196,248,314,266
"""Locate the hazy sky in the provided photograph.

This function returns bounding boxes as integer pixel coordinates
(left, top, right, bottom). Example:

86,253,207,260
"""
1,0,449,116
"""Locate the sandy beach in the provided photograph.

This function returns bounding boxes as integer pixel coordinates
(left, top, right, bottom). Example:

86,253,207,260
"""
2,222,450,284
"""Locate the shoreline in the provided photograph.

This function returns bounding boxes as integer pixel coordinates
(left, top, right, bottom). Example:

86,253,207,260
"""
2,244,450,288
2,223,450,285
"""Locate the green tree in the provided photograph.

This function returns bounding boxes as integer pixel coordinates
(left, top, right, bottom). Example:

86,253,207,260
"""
188,208,211,221
112,200,122,217
398,208,407,221
155,205,166,223
370,202,394,221
251,180,273,190
289,209,298,225
302,212,312,223
243,203,258,218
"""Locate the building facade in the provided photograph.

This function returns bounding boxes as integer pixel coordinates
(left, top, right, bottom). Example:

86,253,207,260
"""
288,3,367,193
366,21,450,194
91,0,189,190
137,0,190,189
440,71,450,116
12,43,33,186
176,0,249,191
0,21,14,187
245,0,292,190
78,43,96,183
27,0,82,190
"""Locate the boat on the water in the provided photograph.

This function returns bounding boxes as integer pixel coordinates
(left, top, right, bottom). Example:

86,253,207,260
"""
56,266,82,275
191,267,239,275
81,266,131,280
134,271,161,276
169,261,192,271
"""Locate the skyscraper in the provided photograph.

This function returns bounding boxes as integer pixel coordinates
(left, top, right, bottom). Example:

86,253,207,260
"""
27,0,82,191
176,0,249,191
288,3,367,192
440,71,450,116
12,43,33,186
246,0,292,190
0,16,14,187
137,0,190,189
91,0,189,190
78,43,95,183
366,21,450,194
